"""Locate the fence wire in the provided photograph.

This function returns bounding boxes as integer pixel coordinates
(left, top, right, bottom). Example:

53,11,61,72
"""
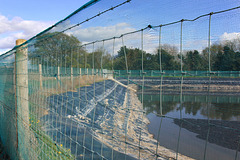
0,0,240,160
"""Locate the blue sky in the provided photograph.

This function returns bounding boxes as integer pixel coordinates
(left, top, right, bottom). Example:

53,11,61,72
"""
0,0,89,21
0,0,240,55
0,0,89,54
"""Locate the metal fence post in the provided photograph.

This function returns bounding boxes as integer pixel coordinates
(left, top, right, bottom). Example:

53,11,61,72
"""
15,39,30,160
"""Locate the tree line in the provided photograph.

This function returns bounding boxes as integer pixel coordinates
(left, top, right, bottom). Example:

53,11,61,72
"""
31,32,240,71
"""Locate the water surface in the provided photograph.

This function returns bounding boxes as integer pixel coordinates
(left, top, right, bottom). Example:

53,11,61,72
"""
138,94,240,160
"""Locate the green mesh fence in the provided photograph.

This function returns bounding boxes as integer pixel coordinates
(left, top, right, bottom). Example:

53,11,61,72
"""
115,70,240,78
0,0,240,160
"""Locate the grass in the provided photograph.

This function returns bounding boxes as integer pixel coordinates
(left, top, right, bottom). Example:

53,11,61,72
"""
29,113,75,160
29,75,105,95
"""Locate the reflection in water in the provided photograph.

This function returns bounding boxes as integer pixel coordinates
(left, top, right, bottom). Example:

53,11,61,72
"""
138,94,240,160
139,94,240,120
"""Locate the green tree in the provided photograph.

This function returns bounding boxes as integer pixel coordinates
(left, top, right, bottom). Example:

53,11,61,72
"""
202,44,223,70
223,37,240,52
114,46,180,70
87,48,112,70
213,46,237,71
114,46,142,70
31,32,86,67
183,50,204,71
235,51,240,71
202,39,240,71
157,49,180,70
144,53,159,70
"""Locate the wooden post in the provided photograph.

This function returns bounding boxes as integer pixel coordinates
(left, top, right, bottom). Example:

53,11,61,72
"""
56,66,61,87
57,66,60,80
109,70,113,79
79,68,81,76
15,39,29,159
39,64,43,89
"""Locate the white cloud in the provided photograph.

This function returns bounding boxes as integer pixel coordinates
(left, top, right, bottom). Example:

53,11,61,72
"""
220,32,240,51
0,49,11,55
68,23,136,42
65,23,161,54
0,14,53,54
65,23,136,54
220,32,240,41
0,36,15,49
184,39,208,52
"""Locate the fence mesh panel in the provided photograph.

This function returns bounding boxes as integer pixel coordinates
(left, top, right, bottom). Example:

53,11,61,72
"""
0,0,240,160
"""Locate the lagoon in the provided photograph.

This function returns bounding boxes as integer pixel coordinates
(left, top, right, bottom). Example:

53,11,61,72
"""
138,94,240,160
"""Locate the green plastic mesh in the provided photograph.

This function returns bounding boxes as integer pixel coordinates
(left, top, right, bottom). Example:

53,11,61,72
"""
0,0,240,160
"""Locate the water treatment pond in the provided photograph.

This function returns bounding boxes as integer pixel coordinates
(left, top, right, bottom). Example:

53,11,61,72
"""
138,94,240,160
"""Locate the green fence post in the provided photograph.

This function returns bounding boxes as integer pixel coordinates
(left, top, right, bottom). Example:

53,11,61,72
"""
15,39,30,160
